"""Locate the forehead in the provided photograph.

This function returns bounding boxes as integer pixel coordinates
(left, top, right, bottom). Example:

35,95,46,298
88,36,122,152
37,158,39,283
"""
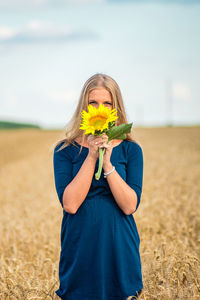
88,88,112,100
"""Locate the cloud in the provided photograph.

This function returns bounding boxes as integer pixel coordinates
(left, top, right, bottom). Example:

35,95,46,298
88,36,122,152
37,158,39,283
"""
107,0,200,4
0,0,199,10
1,91,19,109
172,83,191,101
0,20,100,45
0,26,17,39
0,0,105,10
47,89,79,103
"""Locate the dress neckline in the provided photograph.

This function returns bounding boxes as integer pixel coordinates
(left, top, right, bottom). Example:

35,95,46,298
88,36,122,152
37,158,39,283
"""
74,139,124,149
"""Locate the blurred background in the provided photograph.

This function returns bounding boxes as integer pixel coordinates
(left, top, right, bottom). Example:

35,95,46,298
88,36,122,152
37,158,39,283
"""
1,2,200,299
0,0,199,130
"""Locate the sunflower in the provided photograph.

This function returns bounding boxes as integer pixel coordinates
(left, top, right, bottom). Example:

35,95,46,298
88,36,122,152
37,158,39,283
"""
79,103,118,135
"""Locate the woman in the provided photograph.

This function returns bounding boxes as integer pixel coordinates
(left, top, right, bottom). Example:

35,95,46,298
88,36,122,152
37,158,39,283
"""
53,73,144,300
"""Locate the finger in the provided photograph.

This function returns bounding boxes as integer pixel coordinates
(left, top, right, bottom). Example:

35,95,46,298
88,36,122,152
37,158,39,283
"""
87,135,94,141
88,135,98,143
99,137,108,144
99,143,110,148
102,133,108,138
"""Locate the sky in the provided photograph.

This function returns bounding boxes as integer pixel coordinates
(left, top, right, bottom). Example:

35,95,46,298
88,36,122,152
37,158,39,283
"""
0,0,200,129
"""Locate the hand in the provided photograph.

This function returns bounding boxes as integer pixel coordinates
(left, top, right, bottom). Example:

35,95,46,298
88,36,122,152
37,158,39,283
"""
87,134,107,160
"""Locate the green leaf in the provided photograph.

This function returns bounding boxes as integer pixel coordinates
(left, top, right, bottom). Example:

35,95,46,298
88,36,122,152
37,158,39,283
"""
106,123,132,142
114,133,127,140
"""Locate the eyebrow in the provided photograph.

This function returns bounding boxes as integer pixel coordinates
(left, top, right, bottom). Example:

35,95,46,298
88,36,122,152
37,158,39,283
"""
88,100,112,103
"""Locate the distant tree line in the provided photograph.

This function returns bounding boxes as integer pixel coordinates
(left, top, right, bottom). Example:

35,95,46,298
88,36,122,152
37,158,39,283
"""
0,121,41,129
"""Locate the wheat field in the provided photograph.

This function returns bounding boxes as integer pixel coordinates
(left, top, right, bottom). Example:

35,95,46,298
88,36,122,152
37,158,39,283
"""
0,127,199,300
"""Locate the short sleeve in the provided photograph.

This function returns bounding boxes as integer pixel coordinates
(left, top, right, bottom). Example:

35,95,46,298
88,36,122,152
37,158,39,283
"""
53,143,73,208
126,142,144,212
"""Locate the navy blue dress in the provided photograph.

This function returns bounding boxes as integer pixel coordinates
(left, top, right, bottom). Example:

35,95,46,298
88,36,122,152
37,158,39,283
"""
53,139,144,300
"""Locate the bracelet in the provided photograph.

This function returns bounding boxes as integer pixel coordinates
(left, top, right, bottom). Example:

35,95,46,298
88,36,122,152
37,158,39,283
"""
104,166,115,178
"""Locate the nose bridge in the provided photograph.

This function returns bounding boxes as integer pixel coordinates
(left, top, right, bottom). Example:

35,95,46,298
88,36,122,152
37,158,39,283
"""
96,101,103,107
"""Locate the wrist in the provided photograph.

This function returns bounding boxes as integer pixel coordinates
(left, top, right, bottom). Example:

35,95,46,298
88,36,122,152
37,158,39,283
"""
87,153,97,164
103,162,113,173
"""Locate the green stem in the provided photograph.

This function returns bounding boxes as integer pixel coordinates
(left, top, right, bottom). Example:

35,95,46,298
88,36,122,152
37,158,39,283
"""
95,139,109,180
95,147,106,180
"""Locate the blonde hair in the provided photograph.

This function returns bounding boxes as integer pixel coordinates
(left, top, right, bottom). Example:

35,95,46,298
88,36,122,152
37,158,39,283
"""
51,73,137,155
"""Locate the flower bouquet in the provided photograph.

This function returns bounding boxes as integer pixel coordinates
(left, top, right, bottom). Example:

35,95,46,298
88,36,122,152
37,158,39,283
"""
79,103,132,180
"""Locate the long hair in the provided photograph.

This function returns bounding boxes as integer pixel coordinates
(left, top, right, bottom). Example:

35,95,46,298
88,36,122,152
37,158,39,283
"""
51,73,137,155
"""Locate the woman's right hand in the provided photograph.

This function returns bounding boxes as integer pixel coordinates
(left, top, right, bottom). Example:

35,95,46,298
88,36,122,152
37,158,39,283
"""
87,134,107,160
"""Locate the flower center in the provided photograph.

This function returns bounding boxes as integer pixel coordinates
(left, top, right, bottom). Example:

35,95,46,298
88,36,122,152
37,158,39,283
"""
90,116,107,129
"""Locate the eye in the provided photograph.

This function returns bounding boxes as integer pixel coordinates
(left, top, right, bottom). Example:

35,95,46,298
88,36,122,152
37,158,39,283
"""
89,101,112,105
